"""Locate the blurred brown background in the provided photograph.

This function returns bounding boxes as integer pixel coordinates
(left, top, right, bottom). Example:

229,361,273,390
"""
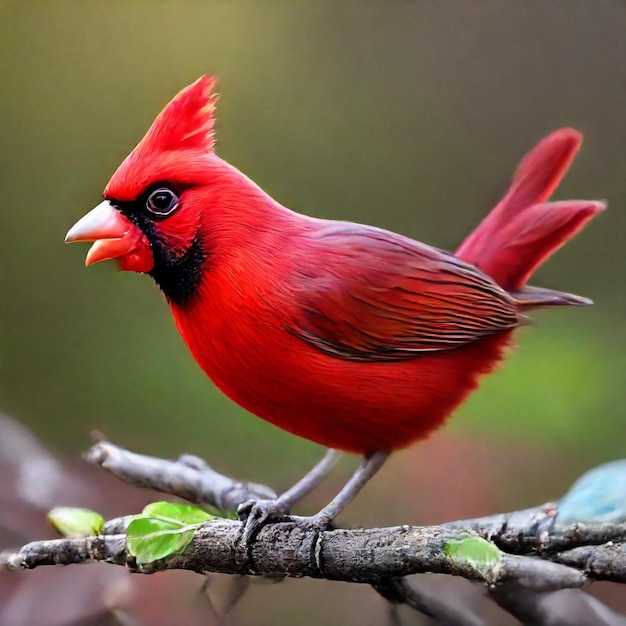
1,1,624,624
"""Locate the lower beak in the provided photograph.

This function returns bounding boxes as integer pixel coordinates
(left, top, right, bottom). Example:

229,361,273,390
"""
65,201,154,272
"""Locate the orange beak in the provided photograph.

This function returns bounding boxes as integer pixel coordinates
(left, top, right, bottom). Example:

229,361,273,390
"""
65,201,154,273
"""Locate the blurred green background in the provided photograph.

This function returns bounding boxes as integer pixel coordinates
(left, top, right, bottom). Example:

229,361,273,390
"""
1,1,624,622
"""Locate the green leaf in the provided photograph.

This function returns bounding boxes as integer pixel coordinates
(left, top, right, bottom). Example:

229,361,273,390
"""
443,536,503,581
124,501,214,564
47,507,105,537
126,516,196,564
142,501,214,525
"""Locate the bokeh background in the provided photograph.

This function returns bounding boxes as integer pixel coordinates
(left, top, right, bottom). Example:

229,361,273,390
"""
1,1,624,624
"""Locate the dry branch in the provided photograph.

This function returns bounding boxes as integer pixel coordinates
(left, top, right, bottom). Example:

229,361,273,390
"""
2,441,625,625
0,518,590,588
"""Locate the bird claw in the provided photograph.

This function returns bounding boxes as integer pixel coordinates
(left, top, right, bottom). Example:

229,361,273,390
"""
236,498,291,564
287,514,332,533
237,498,289,525
235,500,334,566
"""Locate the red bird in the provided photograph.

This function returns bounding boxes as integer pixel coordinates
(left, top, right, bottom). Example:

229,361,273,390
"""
66,76,603,533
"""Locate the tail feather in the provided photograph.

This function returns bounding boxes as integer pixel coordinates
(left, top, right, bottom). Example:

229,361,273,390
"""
471,200,604,292
510,285,593,308
456,129,605,298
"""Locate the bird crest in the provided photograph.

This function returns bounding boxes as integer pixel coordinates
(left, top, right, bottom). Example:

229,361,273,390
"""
103,76,220,201
133,75,219,158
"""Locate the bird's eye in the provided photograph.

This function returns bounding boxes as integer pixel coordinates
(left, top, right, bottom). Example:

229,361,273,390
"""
146,187,179,217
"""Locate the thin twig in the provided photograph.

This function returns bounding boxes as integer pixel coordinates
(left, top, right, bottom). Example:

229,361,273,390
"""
374,577,484,626
85,442,276,513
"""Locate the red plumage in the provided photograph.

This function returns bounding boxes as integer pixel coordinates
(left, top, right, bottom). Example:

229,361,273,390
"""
68,76,604,456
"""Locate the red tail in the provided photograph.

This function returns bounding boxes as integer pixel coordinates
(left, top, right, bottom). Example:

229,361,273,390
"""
456,129,605,303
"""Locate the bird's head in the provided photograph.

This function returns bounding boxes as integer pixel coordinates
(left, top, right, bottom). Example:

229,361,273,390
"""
66,76,222,304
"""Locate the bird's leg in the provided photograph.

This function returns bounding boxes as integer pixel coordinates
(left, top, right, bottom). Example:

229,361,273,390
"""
291,450,389,529
238,450,388,557
237,448,341,539
276,447,343,510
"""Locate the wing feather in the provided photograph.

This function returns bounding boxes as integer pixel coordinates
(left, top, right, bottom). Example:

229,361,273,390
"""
290,223,521,361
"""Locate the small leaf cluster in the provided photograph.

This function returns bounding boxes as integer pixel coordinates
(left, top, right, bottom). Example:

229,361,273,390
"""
48,502,215,565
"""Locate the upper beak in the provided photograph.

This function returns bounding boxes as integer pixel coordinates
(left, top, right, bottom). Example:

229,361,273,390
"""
65,201,154,272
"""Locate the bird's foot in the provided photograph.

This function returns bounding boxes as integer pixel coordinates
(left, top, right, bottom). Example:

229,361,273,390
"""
236,498,291,559
287,512,333,532
235,500,334,566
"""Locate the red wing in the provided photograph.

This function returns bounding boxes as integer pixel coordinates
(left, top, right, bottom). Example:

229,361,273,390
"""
291,225,521,362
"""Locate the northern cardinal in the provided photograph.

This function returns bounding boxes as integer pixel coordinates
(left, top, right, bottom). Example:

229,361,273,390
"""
66,76,603,533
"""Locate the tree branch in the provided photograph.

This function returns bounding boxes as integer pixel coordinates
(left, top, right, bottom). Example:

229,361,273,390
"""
1,518,590,589
444,507,626,553
85,442,276,512
2,441,626,624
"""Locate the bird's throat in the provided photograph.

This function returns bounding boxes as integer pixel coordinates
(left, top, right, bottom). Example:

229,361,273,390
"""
149,235,207,307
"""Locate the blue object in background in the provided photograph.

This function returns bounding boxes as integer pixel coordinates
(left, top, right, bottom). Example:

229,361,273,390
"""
558,460,626,524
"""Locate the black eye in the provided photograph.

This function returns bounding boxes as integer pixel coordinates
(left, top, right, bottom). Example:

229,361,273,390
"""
146,187,179,217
